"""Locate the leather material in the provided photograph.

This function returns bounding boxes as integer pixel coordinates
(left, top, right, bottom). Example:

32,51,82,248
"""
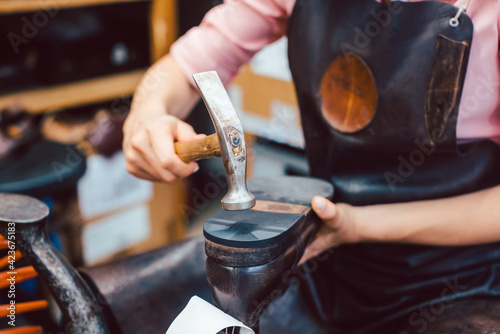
81,237,335,333
206,217,317,327
81,237,212,334
82,237,500,333
207,245,300,328
0,140,86,197
287,0,500,331
287,0,500,206
204,176,333,328
399,299,500,334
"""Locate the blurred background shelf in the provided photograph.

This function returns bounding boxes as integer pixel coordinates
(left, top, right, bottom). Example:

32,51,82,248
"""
0,0,195,266
0,0,149,14
0,70,145,114
0,0,175,113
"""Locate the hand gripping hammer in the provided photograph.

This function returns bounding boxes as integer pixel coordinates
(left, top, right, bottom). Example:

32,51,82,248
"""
174,71,255,211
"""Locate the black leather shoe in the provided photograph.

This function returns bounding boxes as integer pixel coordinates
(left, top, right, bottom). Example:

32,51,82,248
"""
204,176,334,328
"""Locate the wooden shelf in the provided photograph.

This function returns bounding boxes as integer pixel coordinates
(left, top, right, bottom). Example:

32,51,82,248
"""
0,0,149,15
0,0,175,113
150,0,177,62
0,70,145,114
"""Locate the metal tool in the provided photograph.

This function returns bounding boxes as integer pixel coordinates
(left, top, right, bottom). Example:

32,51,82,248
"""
0,193,109,334
174,71,255,211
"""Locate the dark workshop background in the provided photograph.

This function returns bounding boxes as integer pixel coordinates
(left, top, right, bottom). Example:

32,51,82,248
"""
0,0,307,330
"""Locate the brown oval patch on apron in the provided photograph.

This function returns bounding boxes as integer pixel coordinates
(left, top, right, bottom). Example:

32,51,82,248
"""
319,55,377,133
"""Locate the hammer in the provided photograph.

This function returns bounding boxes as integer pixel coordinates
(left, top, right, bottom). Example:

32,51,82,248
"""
174,71,255,211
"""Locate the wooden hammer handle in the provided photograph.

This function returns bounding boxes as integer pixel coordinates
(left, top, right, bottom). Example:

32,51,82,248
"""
174,133,221,163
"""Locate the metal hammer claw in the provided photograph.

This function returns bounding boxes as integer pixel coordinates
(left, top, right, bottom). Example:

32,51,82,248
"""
174,71,255,211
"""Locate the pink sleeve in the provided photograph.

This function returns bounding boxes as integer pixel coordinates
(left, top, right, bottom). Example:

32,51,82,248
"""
170,0,294,86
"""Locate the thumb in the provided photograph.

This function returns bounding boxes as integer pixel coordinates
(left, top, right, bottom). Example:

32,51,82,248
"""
312,196,338,226
297,197,339,265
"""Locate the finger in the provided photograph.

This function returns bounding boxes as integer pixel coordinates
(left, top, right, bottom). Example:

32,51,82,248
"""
147,125,199,178
126,164,161,182
129,131,179,182
312,196,339,228
298,197,340,265
135,172,159,182
125,152,162,182
194,133,208,139
298,233,337,265
151,134,198,178
139,144,180,182
176,121,205,142
125,124,179,182
173,121,205,168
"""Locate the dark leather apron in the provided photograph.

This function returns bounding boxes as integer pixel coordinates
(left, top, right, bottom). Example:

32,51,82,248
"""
287,0,500,331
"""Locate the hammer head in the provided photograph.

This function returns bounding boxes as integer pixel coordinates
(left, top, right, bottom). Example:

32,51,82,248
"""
193,71,255,211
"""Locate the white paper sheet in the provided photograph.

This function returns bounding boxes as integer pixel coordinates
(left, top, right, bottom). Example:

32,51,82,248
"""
250,37,292,82
82,204,151,265
166,296,255,334
77,151,153,219
228,86,305,149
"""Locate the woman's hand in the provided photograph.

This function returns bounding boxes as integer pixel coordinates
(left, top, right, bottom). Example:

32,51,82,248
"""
299,196,360,264
299,185,500,265
122,55,201,183
123,112,204,183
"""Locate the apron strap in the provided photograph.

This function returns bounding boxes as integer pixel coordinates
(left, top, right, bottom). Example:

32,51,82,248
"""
449,0,471,27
